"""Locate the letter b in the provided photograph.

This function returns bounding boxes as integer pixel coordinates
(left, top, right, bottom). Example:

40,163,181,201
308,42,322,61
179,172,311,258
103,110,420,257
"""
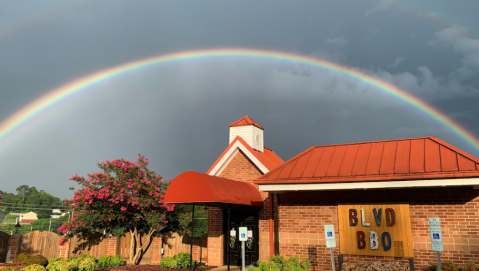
357,231,366,249
349,209,358,226
369,231,379,250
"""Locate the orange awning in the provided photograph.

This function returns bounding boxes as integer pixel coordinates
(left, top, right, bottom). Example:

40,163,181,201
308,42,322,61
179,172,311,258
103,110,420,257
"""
164,171,263,207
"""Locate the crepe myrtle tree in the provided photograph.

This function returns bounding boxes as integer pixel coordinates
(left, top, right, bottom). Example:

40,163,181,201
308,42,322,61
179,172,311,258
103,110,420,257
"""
58,154,175,265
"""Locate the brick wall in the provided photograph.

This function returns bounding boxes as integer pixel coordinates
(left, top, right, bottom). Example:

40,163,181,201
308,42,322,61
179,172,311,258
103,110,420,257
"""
276,186,479,271
6,235,20,262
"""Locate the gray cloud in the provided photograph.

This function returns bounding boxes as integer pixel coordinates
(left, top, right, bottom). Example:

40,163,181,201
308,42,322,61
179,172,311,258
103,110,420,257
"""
389,57,405,68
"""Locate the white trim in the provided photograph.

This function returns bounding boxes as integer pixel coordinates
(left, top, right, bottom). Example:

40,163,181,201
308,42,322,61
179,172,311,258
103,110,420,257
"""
209,140,269,176
258,178,479,192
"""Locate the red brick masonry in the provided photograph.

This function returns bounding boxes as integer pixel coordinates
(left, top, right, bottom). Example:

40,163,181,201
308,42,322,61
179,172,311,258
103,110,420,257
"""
277,187,479,271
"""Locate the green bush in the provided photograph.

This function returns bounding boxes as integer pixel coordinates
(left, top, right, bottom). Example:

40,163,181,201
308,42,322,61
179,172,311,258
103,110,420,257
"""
108,255,124,267
46,260,77,271
15,253,31,265
80,255,96,261
96,255,123,268
66,257,78,263
97,256,109,268
47,259,62,265
21,264,46,271
30,256,48,267
257,256,310,271
174,253,190,269
429,262,479,271
159,257,177,269
77,257,97,271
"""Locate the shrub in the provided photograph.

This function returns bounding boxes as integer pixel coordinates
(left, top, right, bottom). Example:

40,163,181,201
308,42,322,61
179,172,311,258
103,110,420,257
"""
47,259,62,265
30,256,48,267
46,260,77,271
159,257,177,269
15,253,31,265
97,255,123,268
21,264,46,271
97,256,109,268
77,257,97,271
108,255,124,267
80,255,96,261
174,253,191,269
257,256,310,271
429,262,479,271
0,267,19,271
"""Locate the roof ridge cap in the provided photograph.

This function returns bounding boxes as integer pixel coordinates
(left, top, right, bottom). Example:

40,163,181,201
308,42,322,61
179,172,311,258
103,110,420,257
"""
308,136,433,149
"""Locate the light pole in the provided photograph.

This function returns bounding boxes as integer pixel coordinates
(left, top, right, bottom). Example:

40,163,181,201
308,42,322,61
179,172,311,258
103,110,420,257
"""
14,218,21,235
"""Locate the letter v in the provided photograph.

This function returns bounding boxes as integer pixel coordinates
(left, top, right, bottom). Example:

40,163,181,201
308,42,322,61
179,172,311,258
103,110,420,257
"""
373,208,382,226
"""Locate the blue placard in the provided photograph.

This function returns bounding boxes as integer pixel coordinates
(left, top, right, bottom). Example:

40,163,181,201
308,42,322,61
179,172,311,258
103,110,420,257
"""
327,232,333,238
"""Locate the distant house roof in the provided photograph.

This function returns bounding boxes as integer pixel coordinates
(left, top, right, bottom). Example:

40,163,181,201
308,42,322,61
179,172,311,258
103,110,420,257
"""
207,136,283,175
256,136,479,184
229,115,264,130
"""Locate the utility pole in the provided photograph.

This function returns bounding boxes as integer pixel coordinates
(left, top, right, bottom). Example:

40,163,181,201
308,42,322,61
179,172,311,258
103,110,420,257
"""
49,217,52,231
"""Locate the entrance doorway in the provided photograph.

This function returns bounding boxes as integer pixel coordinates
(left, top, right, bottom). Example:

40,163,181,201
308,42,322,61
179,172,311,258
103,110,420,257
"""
223,209,259,266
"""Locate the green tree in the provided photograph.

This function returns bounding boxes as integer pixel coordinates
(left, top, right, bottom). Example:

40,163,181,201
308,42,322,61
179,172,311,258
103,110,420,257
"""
16,185,30,209
175,205,208,237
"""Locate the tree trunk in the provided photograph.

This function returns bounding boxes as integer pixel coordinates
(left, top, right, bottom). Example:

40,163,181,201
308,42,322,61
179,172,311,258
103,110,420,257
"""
128,227,155,265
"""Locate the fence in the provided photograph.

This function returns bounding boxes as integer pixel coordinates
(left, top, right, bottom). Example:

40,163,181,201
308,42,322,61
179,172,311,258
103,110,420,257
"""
2,231,207,265
0,232,9,262
18,231,60,259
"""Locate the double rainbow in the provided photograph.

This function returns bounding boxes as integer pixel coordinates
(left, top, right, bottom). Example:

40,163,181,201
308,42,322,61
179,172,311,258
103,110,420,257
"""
0,48,478,154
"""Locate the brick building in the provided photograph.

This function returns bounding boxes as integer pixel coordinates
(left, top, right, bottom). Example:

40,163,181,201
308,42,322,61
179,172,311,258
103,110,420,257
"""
164,116,479,271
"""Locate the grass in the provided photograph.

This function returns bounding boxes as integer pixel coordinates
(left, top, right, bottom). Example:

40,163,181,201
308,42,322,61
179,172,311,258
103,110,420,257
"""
1,214,19,224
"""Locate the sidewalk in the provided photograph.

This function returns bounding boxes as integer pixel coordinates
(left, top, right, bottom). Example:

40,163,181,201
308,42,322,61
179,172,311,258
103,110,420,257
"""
208,266,242,271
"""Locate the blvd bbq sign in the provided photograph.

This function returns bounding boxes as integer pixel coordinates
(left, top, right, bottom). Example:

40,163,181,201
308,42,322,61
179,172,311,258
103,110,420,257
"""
338,204,414,257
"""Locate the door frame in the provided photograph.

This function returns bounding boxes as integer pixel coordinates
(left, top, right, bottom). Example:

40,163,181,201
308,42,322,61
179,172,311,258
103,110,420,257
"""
223,209,260,266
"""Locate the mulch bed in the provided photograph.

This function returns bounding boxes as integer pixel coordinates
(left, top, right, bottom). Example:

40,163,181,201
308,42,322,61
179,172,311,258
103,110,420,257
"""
98,263,217,271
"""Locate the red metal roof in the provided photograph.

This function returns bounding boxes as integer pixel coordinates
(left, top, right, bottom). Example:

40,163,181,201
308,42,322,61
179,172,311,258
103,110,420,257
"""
164,171,263,206
255,137,479,184
229,115,264,130
206,136,284,175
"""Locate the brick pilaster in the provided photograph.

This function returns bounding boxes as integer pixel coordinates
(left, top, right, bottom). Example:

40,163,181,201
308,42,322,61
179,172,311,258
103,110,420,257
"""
192,237,200,261
6,235,20,262
151,237,162,265
57,241,70,259
207,207,223,266
106,236,118,256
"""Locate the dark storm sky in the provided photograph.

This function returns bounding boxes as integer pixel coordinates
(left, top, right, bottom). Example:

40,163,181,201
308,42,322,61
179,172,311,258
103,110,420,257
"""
1,0,479,198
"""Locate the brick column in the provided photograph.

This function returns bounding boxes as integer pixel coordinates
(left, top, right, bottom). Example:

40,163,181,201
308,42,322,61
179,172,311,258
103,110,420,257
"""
57,241,70,259
150,237,162,265
6,235,21,262
192,237,200,261
106,236,118,256
207,207,223,266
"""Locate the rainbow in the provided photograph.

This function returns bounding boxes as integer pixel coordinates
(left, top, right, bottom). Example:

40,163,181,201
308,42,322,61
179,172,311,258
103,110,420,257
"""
0,48,478,154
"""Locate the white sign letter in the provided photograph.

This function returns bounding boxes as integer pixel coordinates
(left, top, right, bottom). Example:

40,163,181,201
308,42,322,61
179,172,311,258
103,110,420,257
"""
370,231,379,250
361,209,370,227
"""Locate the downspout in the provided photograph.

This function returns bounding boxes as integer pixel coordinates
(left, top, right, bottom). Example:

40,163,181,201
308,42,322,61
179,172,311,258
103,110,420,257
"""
269,192,274,256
